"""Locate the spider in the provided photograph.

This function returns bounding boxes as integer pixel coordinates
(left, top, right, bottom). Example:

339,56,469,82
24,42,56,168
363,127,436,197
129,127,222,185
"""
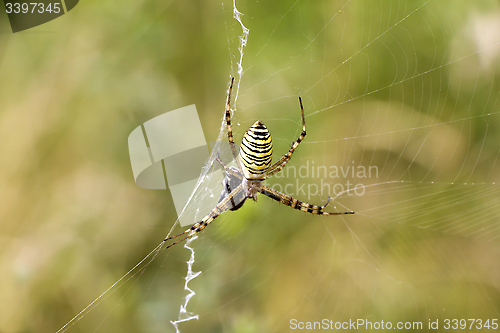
165,78,354,249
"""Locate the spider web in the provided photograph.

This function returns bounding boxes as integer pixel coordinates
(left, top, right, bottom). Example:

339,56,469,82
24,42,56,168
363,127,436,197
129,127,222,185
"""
7,0,498,332
156,0,500,331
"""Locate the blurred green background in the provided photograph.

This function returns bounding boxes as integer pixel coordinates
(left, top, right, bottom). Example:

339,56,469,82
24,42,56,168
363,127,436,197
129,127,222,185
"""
1,0,500,332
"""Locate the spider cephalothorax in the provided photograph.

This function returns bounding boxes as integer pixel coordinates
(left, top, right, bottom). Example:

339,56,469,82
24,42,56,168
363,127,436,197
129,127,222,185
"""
165,78,354,249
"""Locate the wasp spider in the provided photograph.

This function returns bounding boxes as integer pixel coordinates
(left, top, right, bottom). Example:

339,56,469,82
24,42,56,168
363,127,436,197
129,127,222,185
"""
165,78,354,249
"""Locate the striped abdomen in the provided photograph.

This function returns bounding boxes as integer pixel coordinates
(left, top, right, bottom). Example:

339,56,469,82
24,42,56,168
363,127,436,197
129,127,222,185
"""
239,120,273,179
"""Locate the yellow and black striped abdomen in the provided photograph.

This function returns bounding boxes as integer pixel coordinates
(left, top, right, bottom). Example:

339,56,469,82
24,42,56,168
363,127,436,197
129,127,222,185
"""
239,120,273,179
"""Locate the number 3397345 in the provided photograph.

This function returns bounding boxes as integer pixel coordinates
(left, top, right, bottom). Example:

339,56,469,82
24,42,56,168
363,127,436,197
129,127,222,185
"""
5,3,61,14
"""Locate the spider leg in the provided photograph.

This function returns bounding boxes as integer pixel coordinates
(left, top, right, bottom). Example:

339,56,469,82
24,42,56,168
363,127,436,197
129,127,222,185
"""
225,78,243,165
164,184,245,249
216,153,243,180
259,185,354,215
165,211,218,249
265,97,307,177
321,196,331,210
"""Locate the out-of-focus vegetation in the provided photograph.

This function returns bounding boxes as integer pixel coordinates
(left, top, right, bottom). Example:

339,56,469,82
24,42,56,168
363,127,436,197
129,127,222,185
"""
1,1,500,332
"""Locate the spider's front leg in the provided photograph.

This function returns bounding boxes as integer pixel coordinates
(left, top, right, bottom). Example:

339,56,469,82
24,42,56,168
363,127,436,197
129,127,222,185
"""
225,78,241,162
164,211,218,249
164,184,247,249
224,78,247,172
